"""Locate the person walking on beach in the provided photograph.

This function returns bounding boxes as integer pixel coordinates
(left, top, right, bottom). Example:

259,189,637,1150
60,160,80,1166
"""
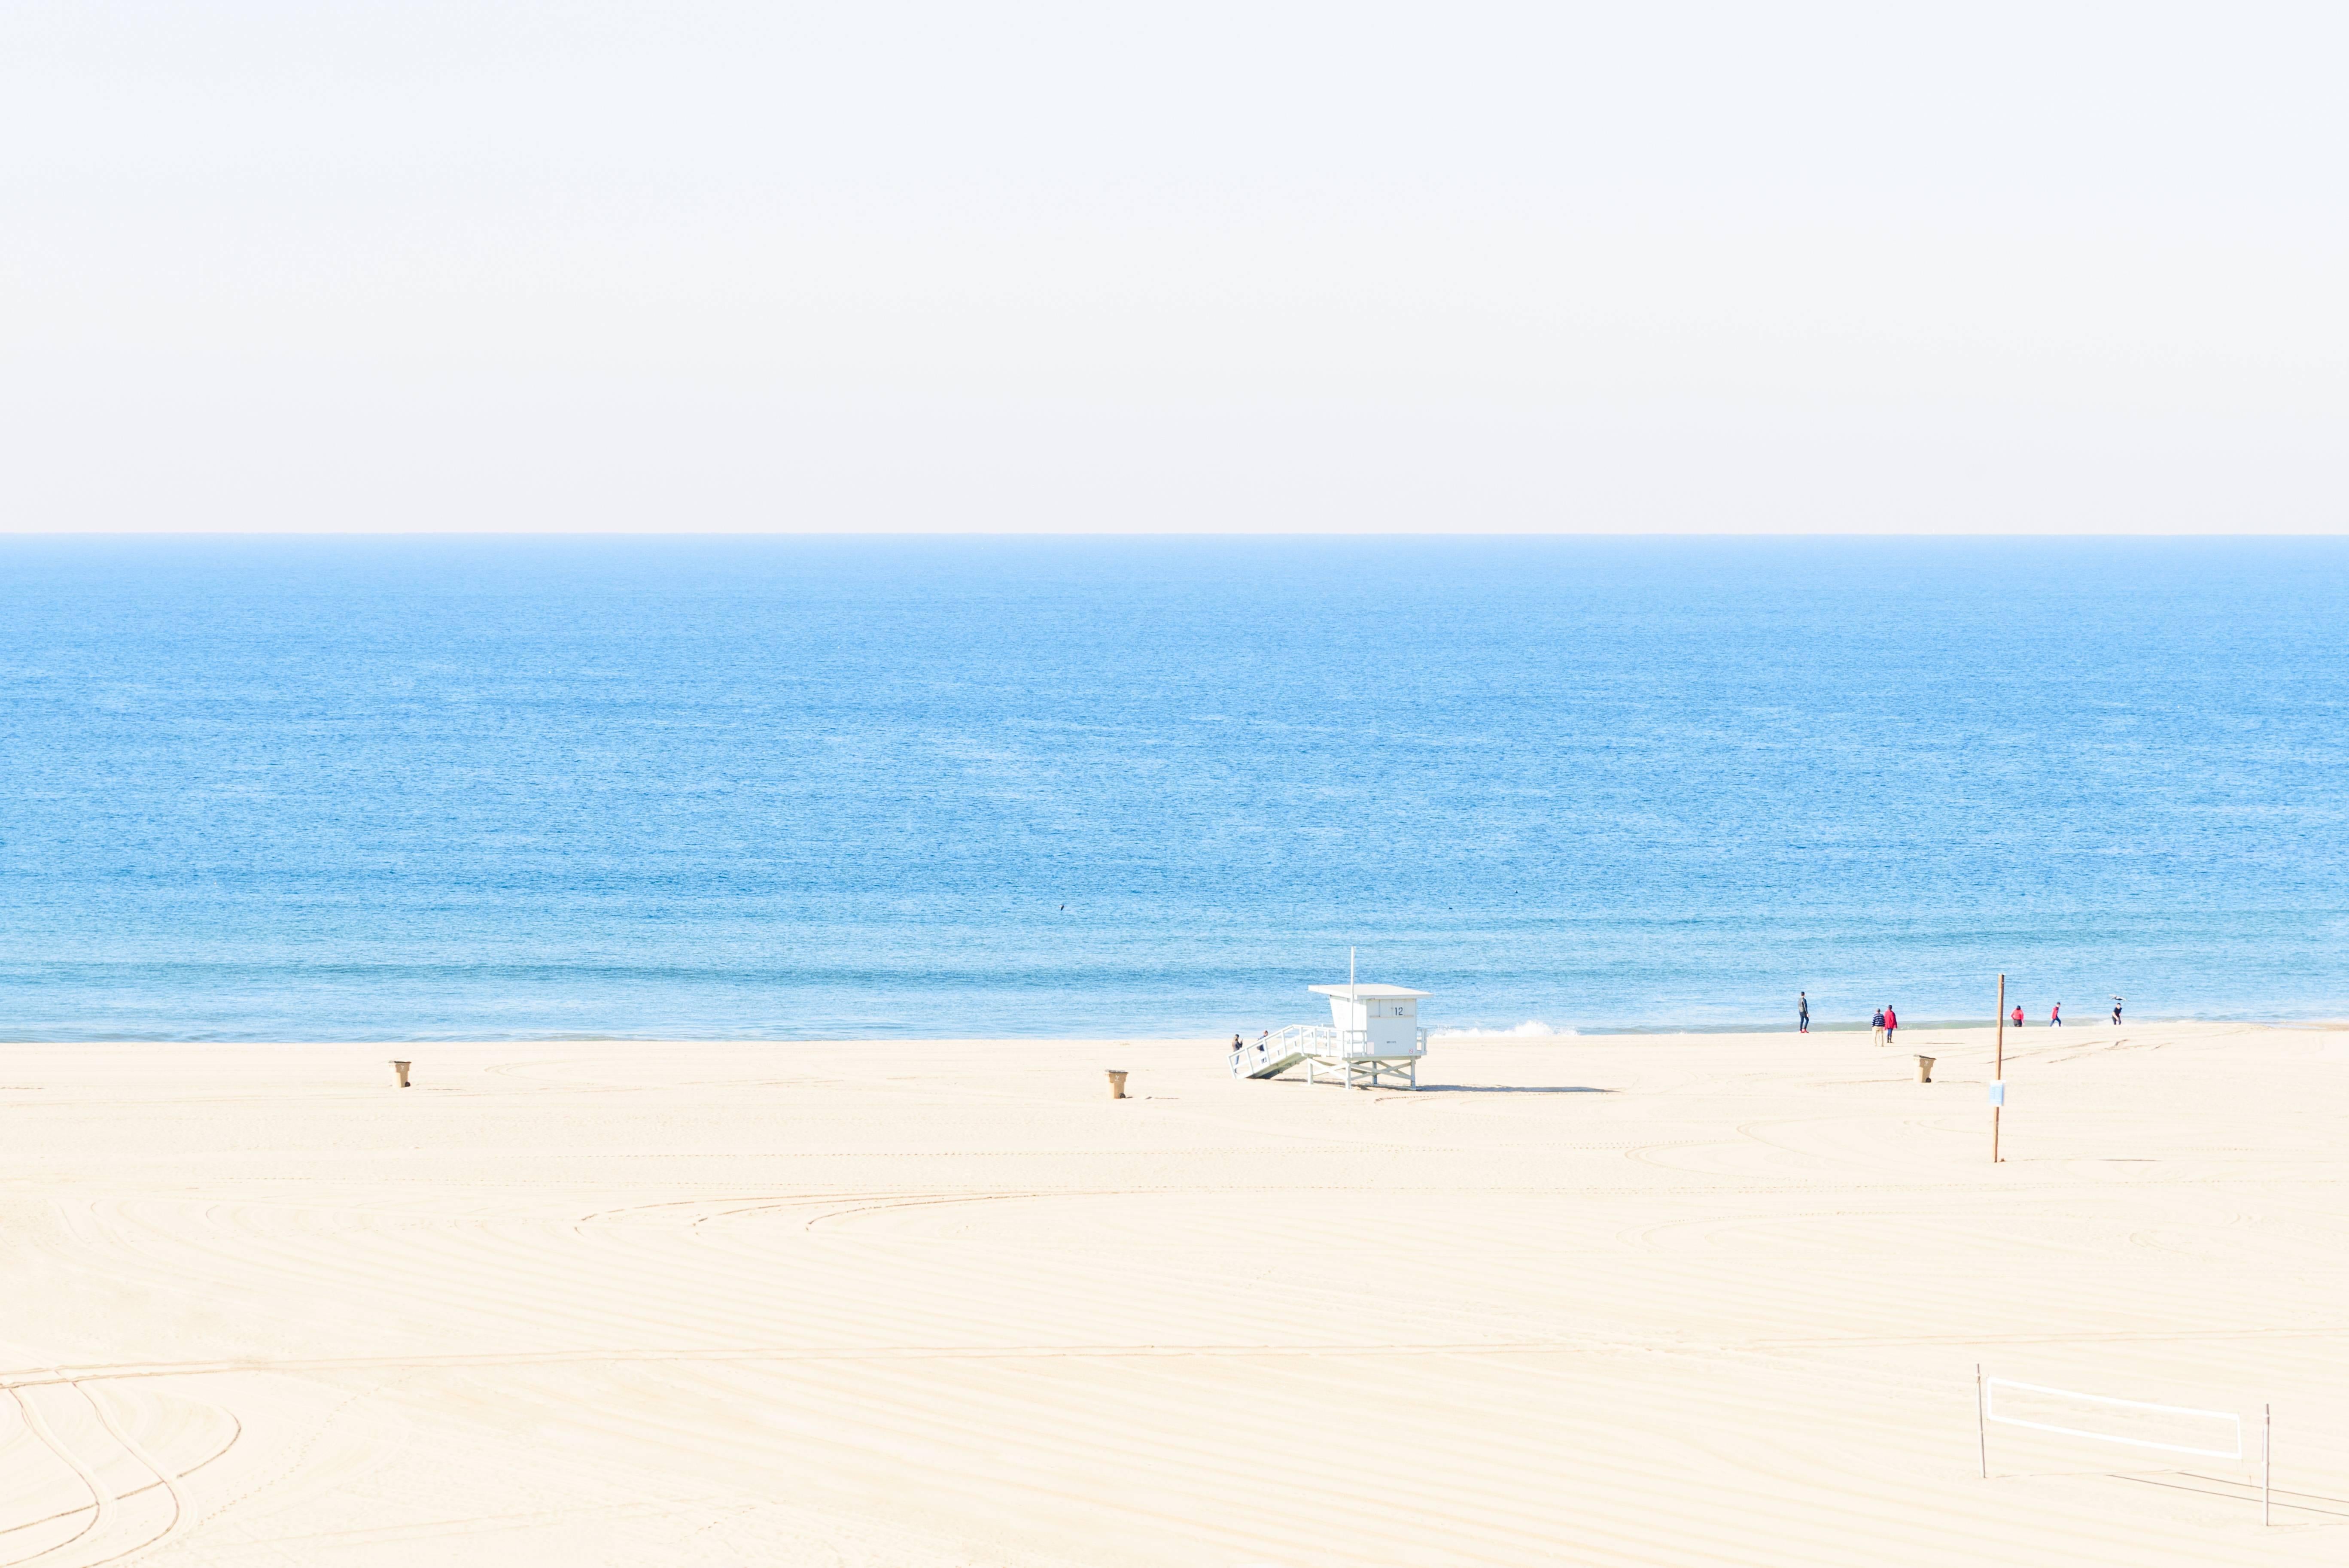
2111,997,2123,1026
2011,1003,2024,1030
1871,1007,1886,1046
1798,992,1809,1033
2050,1002,2062,1027
1883,1005,1898,1046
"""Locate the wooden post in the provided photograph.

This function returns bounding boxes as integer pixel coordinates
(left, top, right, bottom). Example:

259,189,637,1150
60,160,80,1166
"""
1992,974,2004,1164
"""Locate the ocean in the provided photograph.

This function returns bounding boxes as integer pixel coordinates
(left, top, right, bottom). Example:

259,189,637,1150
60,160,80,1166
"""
3,536,2344,1041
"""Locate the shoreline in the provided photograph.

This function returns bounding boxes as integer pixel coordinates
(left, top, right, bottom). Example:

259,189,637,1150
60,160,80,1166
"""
5,1012,2346,1046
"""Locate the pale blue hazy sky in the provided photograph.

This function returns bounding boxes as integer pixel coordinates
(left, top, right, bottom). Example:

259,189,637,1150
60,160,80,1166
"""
4,3,2343,533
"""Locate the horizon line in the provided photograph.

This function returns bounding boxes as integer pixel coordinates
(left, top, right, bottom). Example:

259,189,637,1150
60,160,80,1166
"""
7,531,2346,542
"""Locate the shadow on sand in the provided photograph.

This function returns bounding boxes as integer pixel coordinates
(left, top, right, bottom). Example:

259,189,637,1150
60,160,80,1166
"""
2117,1472,2349,1525
1409,1085,1617,1094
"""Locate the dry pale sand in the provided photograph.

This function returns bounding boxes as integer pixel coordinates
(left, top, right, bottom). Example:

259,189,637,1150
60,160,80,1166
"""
5,1021,2349,1565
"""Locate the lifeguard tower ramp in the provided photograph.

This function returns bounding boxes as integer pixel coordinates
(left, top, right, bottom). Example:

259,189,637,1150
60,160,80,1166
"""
1231,981,1430,1089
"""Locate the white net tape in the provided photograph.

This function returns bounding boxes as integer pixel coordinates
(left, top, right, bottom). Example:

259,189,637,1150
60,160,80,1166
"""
1985,1378,2243,1459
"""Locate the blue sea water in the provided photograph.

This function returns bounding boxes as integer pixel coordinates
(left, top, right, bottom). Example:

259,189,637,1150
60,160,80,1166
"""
3,536,2346,1041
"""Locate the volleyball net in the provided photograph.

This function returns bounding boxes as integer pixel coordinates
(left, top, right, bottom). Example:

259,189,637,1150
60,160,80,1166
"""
1976,1368,2271,1522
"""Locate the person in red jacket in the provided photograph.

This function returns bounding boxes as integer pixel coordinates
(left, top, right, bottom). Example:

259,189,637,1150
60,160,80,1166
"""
1883,1005,1898,1045
2011,1004,2024,1029
2050,1002,2063,1027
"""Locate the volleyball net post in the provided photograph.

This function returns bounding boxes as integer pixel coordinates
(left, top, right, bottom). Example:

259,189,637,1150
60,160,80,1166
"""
1976,1363,1987,1479
1992,975,2005,1164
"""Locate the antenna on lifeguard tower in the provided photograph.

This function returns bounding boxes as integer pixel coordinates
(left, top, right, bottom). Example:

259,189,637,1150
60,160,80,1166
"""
1349,946,1357,1004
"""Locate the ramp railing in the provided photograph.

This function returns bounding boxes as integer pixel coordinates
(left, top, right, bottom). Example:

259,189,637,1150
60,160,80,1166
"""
1231,1024,1334,1077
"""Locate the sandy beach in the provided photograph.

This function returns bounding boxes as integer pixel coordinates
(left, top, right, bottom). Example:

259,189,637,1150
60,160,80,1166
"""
6,1021,2348,1565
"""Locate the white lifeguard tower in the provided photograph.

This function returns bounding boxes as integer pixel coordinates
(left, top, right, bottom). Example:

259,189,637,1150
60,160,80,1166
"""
1231,953,1430,1090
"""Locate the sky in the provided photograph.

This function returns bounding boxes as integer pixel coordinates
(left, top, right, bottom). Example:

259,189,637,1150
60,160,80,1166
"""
3,2,2343,535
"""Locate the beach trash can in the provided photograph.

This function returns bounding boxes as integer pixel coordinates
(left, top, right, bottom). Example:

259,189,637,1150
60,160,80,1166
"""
1913,1054,1934,1083
1106,1070,1129,1099
389,1060,412,1088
